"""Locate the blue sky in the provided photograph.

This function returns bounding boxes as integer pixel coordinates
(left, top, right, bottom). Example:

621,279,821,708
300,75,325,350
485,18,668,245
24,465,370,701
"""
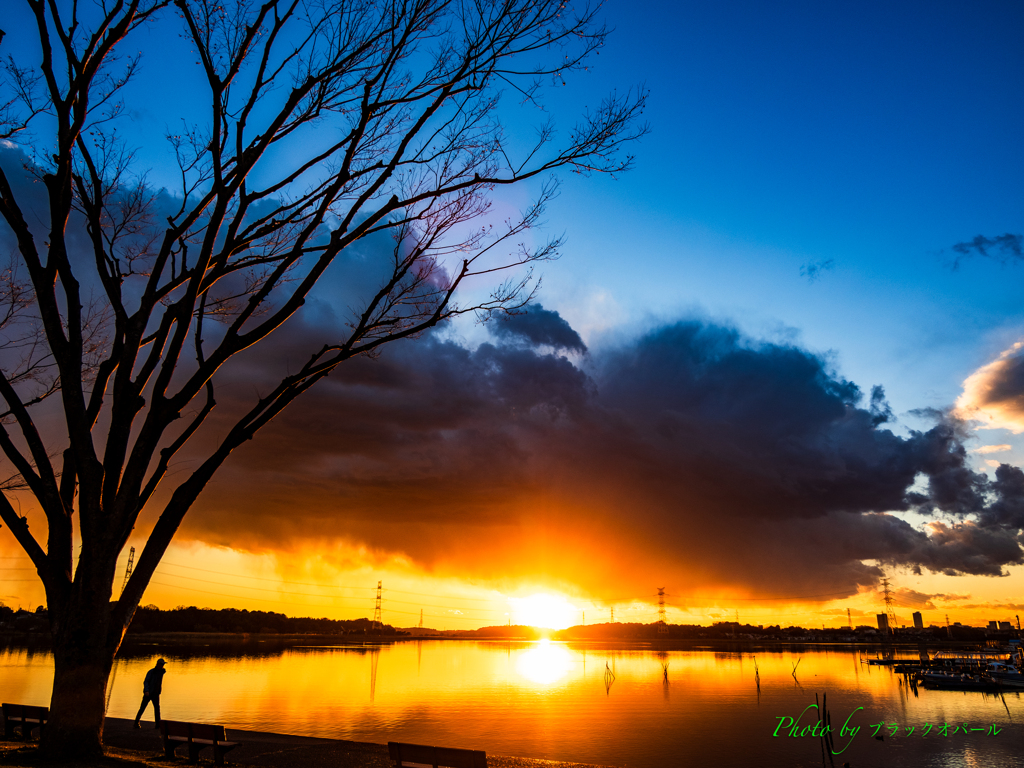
6,0,1019,427
536,1,1023,441
3,1,1024,623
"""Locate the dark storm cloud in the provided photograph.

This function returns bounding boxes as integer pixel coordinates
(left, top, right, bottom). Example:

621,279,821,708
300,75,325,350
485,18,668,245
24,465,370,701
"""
986,354,1024,404
489,304,587,352
183,309,1024,598
951,233,1023,266
980,464,1024,530
5,141,1020,599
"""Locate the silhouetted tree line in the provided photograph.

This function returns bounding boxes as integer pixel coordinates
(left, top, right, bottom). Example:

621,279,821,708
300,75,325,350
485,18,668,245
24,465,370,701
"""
445,625,549,639
554,622,967,642
125,605,399,636
0,0,644,756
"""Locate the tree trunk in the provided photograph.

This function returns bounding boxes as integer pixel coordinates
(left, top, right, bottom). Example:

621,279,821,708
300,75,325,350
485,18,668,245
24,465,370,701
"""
43,652,112,759
40,561,121,760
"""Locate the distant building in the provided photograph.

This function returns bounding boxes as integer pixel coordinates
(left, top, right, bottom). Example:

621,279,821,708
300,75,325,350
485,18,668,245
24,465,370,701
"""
877,614,889,633
913,612,923,630
989,621,998,630
1000,621,1013,631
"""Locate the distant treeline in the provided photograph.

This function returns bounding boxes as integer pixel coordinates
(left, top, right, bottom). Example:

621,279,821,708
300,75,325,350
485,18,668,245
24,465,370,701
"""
126,605,400,635
443,625,549,639
553,621,979,642
446,622,809,640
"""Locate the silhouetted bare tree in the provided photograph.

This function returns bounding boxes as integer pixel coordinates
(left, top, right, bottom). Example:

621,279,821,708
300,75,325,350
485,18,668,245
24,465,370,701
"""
0,0,645,756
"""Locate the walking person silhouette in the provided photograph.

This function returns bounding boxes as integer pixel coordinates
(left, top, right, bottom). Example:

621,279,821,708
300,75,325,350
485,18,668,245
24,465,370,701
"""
133,658,166,729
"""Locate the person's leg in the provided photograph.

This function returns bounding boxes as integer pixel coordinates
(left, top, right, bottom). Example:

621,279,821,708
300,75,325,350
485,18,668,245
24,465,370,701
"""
152,695,161,728
134,694,151,726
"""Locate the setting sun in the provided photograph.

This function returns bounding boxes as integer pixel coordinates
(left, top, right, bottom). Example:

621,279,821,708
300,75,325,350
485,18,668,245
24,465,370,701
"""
3,2,1024,766
509,594,580,630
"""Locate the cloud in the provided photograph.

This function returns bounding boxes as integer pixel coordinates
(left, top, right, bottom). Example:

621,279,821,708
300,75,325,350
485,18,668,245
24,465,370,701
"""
978,464,1024,530
973,444,1012,454
891,588,943,611
957,603,1024,612
800,259,835,282
955,341,1024,433
4,137,1021,603
489,304,587,352
951,233,1023,267
174,311,1024,601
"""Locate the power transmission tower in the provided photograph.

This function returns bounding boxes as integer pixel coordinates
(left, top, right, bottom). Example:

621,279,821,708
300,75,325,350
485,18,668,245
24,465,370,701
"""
610,606,614,623
881,576,898,633
120,547,135,596
847,608,852,631
657,587,668,634
372,580,382,631
418,609,423,628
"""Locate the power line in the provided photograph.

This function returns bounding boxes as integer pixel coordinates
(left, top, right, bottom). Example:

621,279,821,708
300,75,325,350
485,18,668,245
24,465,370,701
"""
601,589,858,604
159,561,503,601
6,555,936,627
148,570,508,613
146,580,495,622
158,562,378,590
3,556,876,604
150,572,386,600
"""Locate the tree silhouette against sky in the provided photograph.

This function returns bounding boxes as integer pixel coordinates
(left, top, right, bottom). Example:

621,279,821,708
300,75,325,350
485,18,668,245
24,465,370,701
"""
0,0,645,756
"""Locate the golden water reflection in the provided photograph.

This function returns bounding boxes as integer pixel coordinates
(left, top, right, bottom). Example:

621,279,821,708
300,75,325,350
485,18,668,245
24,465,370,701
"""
3,642,1022,767
515,640,574,685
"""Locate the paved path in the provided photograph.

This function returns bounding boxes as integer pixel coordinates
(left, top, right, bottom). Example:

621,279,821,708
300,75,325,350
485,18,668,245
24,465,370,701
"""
102,718,612,768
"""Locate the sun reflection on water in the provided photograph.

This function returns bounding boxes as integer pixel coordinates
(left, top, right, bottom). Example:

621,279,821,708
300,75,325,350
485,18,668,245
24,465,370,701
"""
515,640,574,685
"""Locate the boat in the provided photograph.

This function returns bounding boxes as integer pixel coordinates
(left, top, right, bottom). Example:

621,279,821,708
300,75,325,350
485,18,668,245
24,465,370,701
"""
985,661,1024,688
916,671,1004,692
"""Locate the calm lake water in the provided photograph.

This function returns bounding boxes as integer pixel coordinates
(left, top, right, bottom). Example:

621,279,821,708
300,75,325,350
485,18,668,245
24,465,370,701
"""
3,640,1022,767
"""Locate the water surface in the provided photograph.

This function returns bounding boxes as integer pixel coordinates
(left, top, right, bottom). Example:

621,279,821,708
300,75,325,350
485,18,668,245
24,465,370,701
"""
2,641,1021,766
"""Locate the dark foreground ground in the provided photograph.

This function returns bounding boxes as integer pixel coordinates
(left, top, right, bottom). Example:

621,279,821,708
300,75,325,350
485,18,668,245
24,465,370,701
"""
1,719,611,768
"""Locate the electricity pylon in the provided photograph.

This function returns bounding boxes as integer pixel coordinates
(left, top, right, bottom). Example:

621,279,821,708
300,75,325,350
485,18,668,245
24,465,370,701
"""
372,580,382,631
881,576,898,632
120,547,135,596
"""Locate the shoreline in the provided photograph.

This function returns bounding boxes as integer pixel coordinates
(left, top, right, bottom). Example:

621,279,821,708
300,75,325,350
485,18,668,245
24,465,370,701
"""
99,717,615,768
2,629,1000,651
2,720,614,768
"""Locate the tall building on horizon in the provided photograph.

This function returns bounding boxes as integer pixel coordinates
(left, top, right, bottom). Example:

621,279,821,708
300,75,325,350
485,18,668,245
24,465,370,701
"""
913,611,923,630
877,614,889,633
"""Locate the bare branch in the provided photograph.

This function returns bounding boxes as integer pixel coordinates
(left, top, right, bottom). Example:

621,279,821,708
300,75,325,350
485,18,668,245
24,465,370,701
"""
0,5,646,741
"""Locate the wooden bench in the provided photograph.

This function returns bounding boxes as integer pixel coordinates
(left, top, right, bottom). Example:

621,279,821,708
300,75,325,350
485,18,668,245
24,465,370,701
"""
2,703,48,741
388,741,487,768
160,720,240,765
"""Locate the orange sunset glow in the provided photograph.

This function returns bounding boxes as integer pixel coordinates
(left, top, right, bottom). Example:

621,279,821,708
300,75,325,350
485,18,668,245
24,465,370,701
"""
2,2,1024,765
5,536,1022,634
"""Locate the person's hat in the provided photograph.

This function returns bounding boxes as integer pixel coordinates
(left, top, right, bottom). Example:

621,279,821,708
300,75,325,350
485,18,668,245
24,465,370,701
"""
156,658,166,666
